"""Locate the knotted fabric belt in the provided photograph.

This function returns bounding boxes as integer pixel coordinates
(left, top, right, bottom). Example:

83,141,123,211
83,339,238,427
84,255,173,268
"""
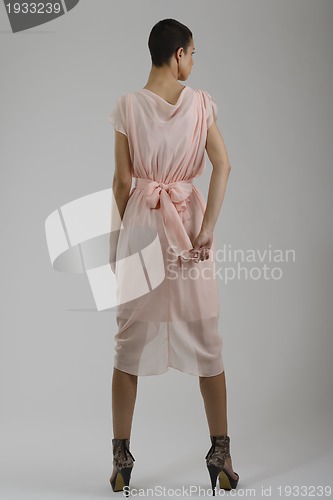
134,177,194,257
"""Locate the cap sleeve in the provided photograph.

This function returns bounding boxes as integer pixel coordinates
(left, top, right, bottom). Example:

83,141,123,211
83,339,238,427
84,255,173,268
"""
107,95,127,136
201,90,218,129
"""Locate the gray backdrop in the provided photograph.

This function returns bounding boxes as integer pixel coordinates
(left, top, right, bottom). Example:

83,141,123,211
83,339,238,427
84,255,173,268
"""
1,0,332,498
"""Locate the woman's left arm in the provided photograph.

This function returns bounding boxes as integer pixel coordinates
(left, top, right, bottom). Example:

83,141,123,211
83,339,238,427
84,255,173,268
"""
189,121,231,261
202,121,232,233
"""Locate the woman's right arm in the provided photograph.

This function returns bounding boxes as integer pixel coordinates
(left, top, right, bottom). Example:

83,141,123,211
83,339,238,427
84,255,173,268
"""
109,130,132,272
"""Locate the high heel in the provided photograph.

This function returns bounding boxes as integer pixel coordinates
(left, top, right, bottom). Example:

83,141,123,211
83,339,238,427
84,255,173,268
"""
205,435,239,495
109,438,135,497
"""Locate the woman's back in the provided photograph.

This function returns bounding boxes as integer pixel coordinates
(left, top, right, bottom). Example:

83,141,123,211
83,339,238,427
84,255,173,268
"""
108,85,224,378
108,86,217,183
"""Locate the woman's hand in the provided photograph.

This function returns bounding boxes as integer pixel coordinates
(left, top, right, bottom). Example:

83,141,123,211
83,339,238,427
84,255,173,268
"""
189,228,214,263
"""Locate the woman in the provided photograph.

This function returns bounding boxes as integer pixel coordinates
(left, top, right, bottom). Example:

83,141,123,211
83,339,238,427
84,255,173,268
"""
108,18,239,496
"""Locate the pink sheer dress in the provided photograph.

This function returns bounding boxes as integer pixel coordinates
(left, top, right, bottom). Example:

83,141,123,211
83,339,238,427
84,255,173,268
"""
108,86,224,377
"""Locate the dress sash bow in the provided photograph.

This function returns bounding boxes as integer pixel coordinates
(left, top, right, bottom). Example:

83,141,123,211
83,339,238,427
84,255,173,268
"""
134,177,194,257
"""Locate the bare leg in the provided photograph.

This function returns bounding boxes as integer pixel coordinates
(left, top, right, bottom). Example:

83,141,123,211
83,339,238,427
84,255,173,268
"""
199,370,238,480
112,367,138,438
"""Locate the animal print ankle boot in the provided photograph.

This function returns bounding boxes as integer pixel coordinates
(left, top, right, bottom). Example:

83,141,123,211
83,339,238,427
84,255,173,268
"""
205,435,239,494
109,438,135,496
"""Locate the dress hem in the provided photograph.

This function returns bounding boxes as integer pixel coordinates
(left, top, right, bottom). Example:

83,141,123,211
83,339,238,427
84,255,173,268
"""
113,363,225,378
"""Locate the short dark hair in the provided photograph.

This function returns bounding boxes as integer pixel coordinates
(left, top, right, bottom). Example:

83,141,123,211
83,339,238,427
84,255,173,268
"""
148,19,193,67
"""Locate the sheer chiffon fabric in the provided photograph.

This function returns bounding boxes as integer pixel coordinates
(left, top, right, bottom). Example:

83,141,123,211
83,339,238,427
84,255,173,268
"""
108,86,224,377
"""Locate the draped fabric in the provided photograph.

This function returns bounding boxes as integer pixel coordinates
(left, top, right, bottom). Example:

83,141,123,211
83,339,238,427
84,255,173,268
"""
108,86,224,377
